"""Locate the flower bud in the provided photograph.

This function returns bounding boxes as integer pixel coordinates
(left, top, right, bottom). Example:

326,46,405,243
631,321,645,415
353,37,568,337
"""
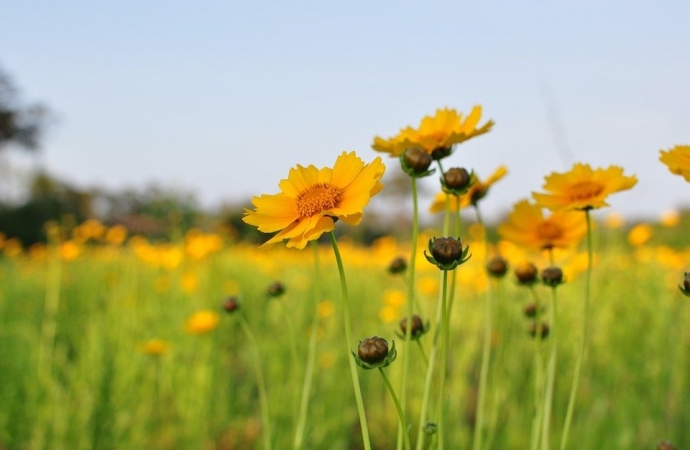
222,296,240,313
486,256,508,278
432,237,464,265
403,148,432,174
388,256,407,275
357,336,389,364
515,262,538,285
529,322,550,339
684,273,690,292
523,302,538,318
443,168,471,191
266,281,285,298
399,315,424,337
541,267,564,287
657,441,677,450
431,146,452,160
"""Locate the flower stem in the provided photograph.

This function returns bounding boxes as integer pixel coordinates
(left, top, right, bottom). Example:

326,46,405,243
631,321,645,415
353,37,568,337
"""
397,177,419,450
559,210,593,450
438,270,450,450
328,231,372,450
293,242,321,450
237,313,272,450
541,285,559,450
529,287,545,450
380,367,412,450
472,206,493,450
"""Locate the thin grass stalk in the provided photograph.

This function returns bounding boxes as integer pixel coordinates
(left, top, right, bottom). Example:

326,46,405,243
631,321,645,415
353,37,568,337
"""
484,279,507,450
397,177,419,450
529,286,545,450
559,209,593,450
237,313,273,450
414,195,452,450
328,231,372,450
380,367,412,450
472,205,493,450
293,242,322,449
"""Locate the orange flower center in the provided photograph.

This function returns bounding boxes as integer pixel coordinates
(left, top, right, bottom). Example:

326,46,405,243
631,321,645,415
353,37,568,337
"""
536,221,563,244
296,183,340,217
567,181,604,202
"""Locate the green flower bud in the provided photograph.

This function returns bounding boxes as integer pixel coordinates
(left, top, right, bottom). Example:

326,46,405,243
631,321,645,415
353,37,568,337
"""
266,281,285,298
222,296,240,313
352,337,397,370
397,314,430,340
388,256,407,275
541,266,564,287
486,255,508,278
424,237,471,271
400,148,435,178
515,262,538,286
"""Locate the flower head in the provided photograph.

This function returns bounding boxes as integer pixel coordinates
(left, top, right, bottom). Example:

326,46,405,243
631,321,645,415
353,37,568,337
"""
659,145,690,182
353,336,397,369
424,236,471,271
532,163,637,211
429,166,507,214
243,152,385,249
184,310,220,335
498,200,587,251
372,106,494,159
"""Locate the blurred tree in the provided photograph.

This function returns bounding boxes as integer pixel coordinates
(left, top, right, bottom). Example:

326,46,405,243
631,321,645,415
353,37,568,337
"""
0,66,49,152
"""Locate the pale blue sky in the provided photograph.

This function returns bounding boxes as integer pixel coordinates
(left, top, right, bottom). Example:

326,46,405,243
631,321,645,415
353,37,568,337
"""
2,1,689,221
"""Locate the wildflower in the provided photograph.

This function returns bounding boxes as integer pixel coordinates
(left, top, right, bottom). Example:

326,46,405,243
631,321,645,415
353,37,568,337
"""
372,106,494,159
387,256,407,274
429,166,507,213
222,296,240,313
243,151,385,250
486,255,509,278
105,225,128,246
628,223,652,247
400,148,433,177
139,339,170,356
532,163,637,211
514,261,538,285
604,212,625,229
353,336,397,369
398,315,429,340
659,145,690,182
317,300,336,319
184,310,220,335
541,266,564,287
498,200,587,250
424,236,471,270
442,167,472,195
660,209,680,228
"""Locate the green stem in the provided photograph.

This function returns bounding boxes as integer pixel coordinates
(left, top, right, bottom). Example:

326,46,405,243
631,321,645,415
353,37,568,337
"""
415,340,429,368
293,243,321,449
238,314,273,450
38,228,62,382
438,270,450,450
380,367,412,450
529,287,545,450
541,286,558,450
484,279,507,450
328,232,372,450
398,177,419,450
559,210,593,450
472,206,493,450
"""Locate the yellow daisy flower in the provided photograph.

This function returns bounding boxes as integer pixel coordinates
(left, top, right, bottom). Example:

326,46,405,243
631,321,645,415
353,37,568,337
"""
659,145,690,182
429,166,507,213
184,310,220,335
372,106,494,158
243,151,385,249
532,163,637,211
498,200,587,250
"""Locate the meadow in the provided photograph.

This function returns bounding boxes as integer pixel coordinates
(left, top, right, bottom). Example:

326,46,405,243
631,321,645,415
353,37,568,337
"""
0,215,688,449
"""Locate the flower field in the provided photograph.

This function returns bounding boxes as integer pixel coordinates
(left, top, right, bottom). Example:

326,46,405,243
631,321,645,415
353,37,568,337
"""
1,108,689,449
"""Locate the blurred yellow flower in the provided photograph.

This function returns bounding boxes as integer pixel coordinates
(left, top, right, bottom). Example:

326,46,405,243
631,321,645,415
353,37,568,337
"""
243,151,385,250
139,339,170,356
372,106,494,157
60,241,81,261
429,166,507,213
184,310,220,335
417,276,439,297
181,272,199,294
498,200,587,250
533,163,637,211
383,289,406,308
3,238,22,257
604,212,625,229
317,300,336,319
659,145,690,182
628,223,652,247
378,305,400,323
660,209,680,228
185,229,223,259
105,225,128,246
29,243,48,260
73,219,105,242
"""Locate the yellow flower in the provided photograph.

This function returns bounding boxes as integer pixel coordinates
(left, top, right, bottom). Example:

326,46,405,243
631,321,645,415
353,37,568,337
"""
105,225,128,246
139,339,170,356
317,300,336,319
659,145,690,182
184,310,220,335
372,106,494,157
498,200,587,250
243,151,385,249
532,163,637,211
604,212,625,229
628,223,652,247
429,166,507,213
660,209,680,228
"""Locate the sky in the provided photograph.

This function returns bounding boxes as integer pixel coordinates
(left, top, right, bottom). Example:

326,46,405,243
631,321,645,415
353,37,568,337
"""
1,1,689,223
